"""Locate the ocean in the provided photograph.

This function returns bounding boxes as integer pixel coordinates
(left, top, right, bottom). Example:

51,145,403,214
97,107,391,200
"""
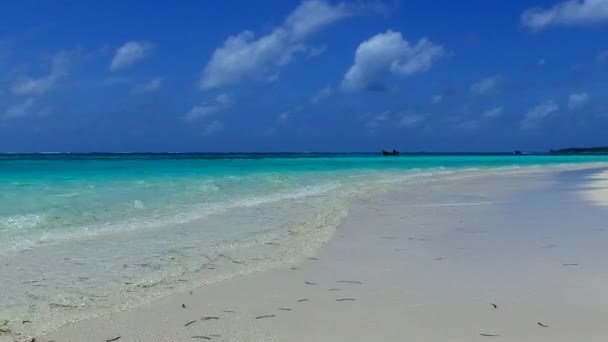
1,153,607,336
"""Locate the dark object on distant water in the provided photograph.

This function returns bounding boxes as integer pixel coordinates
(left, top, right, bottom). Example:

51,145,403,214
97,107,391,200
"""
382,149,399,156
551,147,608,155
513,150,523,155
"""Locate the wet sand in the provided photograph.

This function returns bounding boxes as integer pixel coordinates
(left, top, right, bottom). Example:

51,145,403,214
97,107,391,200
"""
35,166,608,342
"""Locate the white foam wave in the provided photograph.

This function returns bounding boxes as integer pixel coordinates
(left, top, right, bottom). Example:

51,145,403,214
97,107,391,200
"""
133,200,145,209
199,181,220,192
5,182,344,253
0,214,44,230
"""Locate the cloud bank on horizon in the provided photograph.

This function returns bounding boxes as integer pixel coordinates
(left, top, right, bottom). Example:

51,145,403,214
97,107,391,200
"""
1,0,607,152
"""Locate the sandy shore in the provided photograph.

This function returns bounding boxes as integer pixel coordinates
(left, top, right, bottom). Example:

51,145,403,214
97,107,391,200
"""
33,166,608,341
580,169,608,207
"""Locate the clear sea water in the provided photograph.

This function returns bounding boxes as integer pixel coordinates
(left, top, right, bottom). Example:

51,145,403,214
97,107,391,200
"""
1,153,607,337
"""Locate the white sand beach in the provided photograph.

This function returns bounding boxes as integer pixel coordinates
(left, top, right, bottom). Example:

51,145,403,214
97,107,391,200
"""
580,169,608,207
26,166,608,342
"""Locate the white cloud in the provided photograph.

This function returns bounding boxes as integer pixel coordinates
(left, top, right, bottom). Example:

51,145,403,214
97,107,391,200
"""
183,93,233,122
362,110,425,134
37,106,52,117
278,105,304,122
278,112,290,122
308,46,327,57
215,93,233,106
264,105,304,136
110,41,152,72
341,30,444,92
12,52,70,96
470,75,500,96
568,92,589,109
522,0,608,30
364,110,390,133
183,105,219,121
132,78,162,94
310,85,333,103
200,0,353,89
3,98,36,119
432,94,443,104
483,106,503,118
521,101,559,129
398,113,425,127
456,119,481,131
202,120,224,136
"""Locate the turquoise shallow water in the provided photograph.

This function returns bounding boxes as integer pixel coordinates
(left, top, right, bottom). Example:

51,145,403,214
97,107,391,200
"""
2,153,608,252
1,153,608,337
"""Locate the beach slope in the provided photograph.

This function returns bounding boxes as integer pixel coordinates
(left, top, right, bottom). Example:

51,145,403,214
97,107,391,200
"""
40,167,608,342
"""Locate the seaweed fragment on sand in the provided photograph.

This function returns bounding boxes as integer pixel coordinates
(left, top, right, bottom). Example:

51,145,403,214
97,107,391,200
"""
136,281,160,288
538,322,549,328
336,298,356,301
337,280,363,285
480,333,500,337
201,316,220,321
255,314,276,319
297,298,309,302
0,321,9,334
490,303,497,309
185,320,197,327
106,337,121,342
49,303,78,309
191,336,211,340
304,281,318,285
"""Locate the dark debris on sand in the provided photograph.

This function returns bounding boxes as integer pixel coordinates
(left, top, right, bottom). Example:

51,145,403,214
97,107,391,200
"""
255,314,276,319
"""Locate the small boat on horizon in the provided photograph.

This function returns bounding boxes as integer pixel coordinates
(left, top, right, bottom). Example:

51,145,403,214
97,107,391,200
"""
382,150,399,156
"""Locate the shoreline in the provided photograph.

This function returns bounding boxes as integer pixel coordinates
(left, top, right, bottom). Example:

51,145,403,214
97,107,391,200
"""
4,163,592,339
30,164,608,342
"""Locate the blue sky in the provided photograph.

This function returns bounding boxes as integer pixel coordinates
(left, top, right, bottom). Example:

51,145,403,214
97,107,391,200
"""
1,0,607,152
